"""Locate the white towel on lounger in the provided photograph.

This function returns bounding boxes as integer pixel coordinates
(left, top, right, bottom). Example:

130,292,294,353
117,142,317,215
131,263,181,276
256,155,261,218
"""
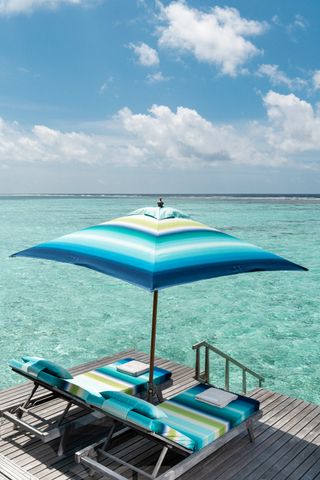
196,387,238,408
116,360,149,377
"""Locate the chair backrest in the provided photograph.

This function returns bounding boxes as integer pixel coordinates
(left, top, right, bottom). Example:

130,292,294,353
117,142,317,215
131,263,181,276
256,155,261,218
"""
99,390,167,430
9,356,73,388
100,390,196,450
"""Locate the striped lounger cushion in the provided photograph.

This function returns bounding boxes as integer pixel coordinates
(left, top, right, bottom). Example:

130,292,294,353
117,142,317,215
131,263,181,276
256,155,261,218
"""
97,390,197,452
157,384,260,451
96,385,259,453
9,357,171,404
62,357,171,402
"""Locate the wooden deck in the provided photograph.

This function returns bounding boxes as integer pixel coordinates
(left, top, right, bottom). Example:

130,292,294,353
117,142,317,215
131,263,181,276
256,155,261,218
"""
0,350,319,480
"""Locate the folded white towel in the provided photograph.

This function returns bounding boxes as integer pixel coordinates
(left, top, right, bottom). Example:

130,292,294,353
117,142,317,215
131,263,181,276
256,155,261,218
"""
196,387,238,408
116,360,149,377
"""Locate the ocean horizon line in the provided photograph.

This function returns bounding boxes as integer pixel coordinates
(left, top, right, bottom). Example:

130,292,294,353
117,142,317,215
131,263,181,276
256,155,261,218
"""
1,193,320,198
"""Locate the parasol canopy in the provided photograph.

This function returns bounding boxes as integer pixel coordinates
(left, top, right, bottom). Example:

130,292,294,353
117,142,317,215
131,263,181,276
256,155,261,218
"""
12,206,306,291
12,204,307,400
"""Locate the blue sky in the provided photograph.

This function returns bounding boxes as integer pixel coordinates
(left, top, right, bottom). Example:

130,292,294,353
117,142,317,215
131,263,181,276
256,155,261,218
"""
0,0,320,193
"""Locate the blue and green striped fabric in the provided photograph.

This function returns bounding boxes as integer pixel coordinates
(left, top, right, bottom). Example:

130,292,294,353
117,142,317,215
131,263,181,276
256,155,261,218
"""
164,384,259,428
9,356,171,404
93,384,259,452
91,389,197,451
158,384,259,451
11,206,306,291
62,357,171,400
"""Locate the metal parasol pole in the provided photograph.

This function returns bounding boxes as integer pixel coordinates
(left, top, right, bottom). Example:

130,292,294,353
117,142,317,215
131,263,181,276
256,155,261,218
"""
148,290,158,402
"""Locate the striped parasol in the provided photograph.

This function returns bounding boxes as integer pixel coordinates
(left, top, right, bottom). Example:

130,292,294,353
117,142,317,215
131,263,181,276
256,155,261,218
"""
12,202,307,399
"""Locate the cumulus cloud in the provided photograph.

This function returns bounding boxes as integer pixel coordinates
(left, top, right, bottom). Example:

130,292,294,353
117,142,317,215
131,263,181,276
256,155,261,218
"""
257,64,306,90
0,119,94,164
129,42,160,67
118,104,274,167
1,95,320,171
312,70,320,90
157,1,267,76
0,117,143,166
0,106,273,169
263,91,320,153
0,0,89,15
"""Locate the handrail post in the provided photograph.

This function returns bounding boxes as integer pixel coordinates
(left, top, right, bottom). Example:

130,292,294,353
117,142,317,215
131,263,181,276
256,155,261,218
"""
192,340,264,393
205,346,210,383
195,347,200,381
242,369,247,394
225,359,230,391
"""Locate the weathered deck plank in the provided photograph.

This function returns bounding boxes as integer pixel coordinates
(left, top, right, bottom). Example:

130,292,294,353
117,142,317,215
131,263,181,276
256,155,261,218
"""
0,350,319,480
0,455,38,480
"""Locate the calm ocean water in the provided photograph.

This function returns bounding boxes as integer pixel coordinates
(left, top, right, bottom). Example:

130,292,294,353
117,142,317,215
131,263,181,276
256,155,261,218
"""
0,195,319,403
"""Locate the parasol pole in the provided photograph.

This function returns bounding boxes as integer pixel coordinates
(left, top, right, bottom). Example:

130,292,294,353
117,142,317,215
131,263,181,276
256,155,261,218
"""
148,289,158,402
148,198,163,401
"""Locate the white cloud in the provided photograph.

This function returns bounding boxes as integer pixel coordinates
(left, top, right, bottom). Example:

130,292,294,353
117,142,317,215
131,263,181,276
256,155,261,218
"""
271,15,281,26
271,13,308,37
0,117,143,166
0,107,274,169
146,71,169,83
257,64,307,89
98,76,113,95
118,104,275,167
0,0,89,15
129,42,160,67
312,70,320,90
1,95,320,172
287,14,308,34
263,90,320,153
157,1,268,76
99,82,108,95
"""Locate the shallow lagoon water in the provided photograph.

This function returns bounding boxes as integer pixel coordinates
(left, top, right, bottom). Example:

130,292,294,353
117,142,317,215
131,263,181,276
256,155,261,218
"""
0,195,319,403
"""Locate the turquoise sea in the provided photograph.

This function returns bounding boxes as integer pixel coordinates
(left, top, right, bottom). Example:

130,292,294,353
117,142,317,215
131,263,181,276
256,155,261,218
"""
0,195,319,403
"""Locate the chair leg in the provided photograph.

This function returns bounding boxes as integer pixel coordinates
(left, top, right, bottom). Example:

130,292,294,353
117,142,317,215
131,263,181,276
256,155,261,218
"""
56,401,72,427
155,386,163,403
152,446,168,478
89,469,99,479
58,428,69,457
101,421,117,451
16,383,39,419
246,419,255,443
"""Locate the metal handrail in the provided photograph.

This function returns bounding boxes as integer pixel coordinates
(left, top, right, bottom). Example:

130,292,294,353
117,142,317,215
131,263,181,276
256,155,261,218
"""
192,340,264,394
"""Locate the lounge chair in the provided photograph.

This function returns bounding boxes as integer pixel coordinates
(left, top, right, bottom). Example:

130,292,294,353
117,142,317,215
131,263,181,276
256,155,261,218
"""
2,356,172,454
75,383,261,479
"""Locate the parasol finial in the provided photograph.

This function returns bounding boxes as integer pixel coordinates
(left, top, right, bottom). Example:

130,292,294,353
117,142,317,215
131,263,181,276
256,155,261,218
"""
157,197,164,208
